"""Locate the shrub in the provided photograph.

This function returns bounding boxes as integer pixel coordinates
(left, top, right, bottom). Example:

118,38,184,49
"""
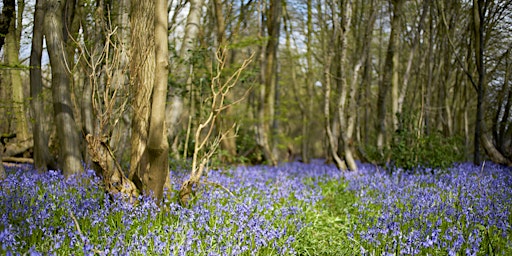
389,112,464,172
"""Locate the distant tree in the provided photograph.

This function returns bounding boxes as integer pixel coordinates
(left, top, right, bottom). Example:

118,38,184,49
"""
166,0,204,160
470,0,511,165
376,0,403,154
256,0,282,166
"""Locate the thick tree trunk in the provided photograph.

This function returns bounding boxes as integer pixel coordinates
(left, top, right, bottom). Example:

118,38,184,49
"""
30,0,54,172
5,0,29,145
144,0,170,201
129,0,169,201
44,0,83,176
0,0,15,52
129,0,155,187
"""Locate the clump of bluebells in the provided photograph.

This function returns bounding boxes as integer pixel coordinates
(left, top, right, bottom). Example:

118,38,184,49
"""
0,162,338,255
344,162,512,255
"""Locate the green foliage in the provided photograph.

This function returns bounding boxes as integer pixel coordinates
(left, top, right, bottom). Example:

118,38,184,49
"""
388,112,464,172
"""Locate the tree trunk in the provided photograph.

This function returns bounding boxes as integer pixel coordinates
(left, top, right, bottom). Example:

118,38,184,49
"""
0,0,15,52
129,0,169,201
144,0,170,201
5,0,30,146
376,0,402,152
302,0,313,164
319,1,344,169
256,0,281,166
44,0,84,176
30,0,54,172
129,0,155,187
336,0,357,171
166,0,204,158
109,0,131,163
213,0,237,163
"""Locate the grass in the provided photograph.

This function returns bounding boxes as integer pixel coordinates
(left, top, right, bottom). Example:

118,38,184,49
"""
1,161,511,255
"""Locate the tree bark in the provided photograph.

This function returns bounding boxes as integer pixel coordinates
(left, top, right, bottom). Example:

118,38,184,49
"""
144,0,170,201
44,0,84,176
256,0,281,166
0,0,15,52
5,0,30,146
31,0,54,172
129,0,155,187
376,0,402,153
129,0,169,201
109,0,131,163
336,0,357,171
166,0,204,159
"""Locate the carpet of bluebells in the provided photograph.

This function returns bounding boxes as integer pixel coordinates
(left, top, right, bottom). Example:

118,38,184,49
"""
345,162,512,255
1,160,511,255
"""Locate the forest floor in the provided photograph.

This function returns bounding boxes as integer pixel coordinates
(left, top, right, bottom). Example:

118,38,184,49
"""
0,160,511,255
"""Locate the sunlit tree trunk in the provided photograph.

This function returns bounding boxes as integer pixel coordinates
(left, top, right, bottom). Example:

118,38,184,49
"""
129,0,155,188
144,0,170,200
44,0,84,176
5,0,30,149
129,0,169,201
335,0,357,171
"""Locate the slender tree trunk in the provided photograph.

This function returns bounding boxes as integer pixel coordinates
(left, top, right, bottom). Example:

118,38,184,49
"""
301,0,313,164
256,0,281,166
167,0,204,159
336,0,357,171
471,0,511,165
319,1,344,169
31,0,54,172
398,0,427,117
376,0,402,152
213,0,237,162
44,0,84,176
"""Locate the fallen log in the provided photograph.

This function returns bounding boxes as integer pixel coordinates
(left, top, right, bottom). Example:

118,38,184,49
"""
2,156,34,164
